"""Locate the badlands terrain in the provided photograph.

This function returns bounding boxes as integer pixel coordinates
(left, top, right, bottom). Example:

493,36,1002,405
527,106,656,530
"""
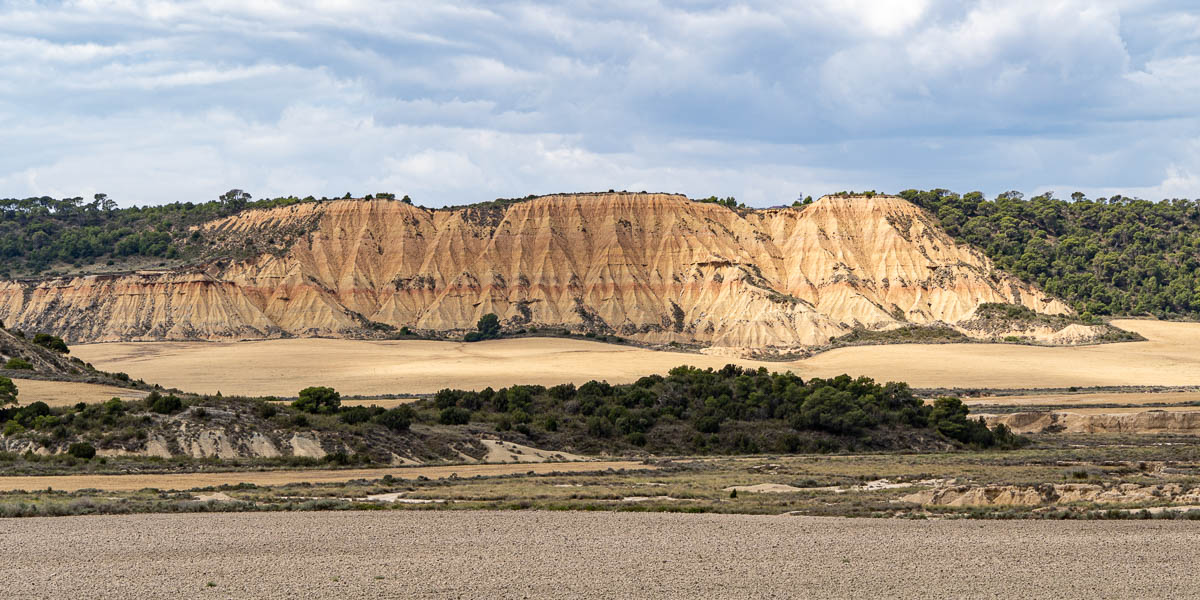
0,193,1103,354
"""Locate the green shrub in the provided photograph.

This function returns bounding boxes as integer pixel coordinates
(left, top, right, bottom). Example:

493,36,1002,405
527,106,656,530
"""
4,357,33,370
375,406,415,432
254,401,278,419
293,386,341,414
438,406,471,425
338,406,375,425
67,442,96,460
32,333,69,354
464,313,501,342
0,376,17,406
147,392,183,414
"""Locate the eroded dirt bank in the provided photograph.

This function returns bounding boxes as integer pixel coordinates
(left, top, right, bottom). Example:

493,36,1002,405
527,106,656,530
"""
2,511,1197,599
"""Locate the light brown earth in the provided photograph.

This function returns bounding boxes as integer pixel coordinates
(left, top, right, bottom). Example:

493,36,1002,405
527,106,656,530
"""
0,193,1077,353
965,390,1200,407
0,460,649,492
73,337,767,396
797,319,1200,388
7,378,146,407
2,511,1197,599
73,319,1200,396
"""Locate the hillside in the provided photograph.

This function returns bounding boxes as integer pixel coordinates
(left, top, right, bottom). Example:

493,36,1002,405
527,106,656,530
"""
0,365,1012,465
0,192,1104,354
0,323,133,387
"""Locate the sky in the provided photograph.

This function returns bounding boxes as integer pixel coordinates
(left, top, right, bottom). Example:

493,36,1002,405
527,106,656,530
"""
1,0,1199,208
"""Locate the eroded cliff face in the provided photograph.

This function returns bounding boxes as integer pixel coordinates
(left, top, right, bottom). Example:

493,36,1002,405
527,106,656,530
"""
0,193,1075,353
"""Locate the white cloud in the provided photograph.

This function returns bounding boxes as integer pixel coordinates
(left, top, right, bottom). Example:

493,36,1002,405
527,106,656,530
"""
0,0,1198,205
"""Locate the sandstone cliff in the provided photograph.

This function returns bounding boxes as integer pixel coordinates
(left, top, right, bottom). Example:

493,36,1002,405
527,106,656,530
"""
0,192,1081,353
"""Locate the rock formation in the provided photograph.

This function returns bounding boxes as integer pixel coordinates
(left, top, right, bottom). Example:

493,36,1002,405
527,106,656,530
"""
0,192,1082,354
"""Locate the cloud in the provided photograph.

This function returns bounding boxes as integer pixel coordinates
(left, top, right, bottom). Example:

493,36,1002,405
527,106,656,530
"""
0,0,1198,206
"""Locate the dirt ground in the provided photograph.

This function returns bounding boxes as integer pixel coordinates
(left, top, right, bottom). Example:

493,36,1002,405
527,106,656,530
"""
0,460,648,492
797,319,1200,389
8,378,146,407
1,511,1197,599
965,390,1200,407
71,319,1200,396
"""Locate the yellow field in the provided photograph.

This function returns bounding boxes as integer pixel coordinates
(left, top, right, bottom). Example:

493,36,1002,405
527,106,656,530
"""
72,337,765,396
9,378,147,407
71,319,1200,396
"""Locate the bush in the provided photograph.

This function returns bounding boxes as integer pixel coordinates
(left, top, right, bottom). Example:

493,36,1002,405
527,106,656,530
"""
32,333,69,354
147,392,183,414
464,313,501,342
338,406,375,425
4,357,33,370
14,401,50,427
438,406,472,425
293,386,341,414
67,442,96,460
376,405,415,432
254,401,278,419
0,376,17,406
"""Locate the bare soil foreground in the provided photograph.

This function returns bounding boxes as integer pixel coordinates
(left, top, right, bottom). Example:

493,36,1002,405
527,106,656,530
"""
72,319,1200,395
0,460,647,492
7,378,146,407
2,511,1197,599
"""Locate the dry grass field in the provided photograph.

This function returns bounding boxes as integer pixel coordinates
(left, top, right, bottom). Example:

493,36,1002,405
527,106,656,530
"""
70,319,1200,396
8,378,146,407
2,511,1197,599
73,337,762,396
0,460,648,492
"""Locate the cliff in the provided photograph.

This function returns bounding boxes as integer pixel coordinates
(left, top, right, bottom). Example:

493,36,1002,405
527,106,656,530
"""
0,192,1083,354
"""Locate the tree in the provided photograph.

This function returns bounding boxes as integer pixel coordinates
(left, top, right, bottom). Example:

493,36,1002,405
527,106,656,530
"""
293,386,341,414
67,442,96,460
465,313,502,342
376,405,415,432
33,333,68,354
0,376,17,407
477,313,500,337
438,406,471,425
219,189,252,212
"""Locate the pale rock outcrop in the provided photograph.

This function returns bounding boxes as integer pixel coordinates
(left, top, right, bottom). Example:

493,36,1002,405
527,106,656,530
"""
982,410,1200,434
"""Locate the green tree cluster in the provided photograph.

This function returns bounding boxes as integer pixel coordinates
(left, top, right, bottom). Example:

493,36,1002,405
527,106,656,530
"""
0,191,318,277
425,364,1018,453
901,189,1200,318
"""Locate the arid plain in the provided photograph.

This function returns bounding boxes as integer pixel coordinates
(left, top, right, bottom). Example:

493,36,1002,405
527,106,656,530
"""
71,318,1200,395
4,511,1198,599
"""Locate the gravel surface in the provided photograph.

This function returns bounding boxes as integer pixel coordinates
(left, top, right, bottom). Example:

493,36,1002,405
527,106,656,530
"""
3,511,1199,599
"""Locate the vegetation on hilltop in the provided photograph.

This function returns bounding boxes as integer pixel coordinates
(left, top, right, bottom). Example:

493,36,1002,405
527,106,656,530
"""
0,322,136,388
0,190,328,278
902,189,1200,319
